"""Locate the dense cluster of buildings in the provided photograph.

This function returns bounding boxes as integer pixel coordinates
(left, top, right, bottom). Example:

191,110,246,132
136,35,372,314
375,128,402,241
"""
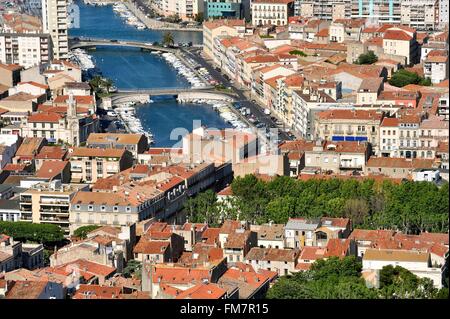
150,0,448,32
1,216,448,299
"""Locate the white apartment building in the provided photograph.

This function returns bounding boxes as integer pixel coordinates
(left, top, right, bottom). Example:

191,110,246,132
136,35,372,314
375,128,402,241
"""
0,33,53,68
294,0,350,21
438,0,449,29
159,0,204,20
251,0,295,26
400,0,439,31
42,0,69,59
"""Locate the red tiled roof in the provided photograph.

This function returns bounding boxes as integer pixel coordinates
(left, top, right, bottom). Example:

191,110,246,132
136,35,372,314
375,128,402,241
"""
383,30,412,41
28,112,63,123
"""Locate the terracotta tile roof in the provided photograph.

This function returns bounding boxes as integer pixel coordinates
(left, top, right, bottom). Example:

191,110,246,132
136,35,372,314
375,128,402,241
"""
28,112,64,123
244,55,280,64
70,147,126,158
203,19,244,30
219,220,243,235
73,284,121,299
35,161,69,179
201,228,220,245
224,230,253,249
349,229,396,242
57,259,116,277
151,265,211,284
53,95,95,105
0,63,23,72
324,238,352,257
381,117,399,127
35,146,67,160
366,157,435,169
298,246,326,261
18,81,49,90
426,55,448,63
133,239,170,255
2,92,38,101
2,163,28,172
175,283,226,299
246,247,299,262
15,137,45,157
317,109,383,121
5,280,48,299
316,28,329,37
363,248,429,262
383,30,413,41
218,186,233,196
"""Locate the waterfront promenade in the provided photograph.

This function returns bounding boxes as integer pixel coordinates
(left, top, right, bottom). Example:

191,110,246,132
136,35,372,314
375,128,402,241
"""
125,1,202,32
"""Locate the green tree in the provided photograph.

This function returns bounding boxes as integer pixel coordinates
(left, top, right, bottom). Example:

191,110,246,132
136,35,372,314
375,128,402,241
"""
389,69,432,88
289,49,307,57
162,32,175,47
73,225,101,239
194,13,204,23
122,260,142,279
184,190,221,226
267,257,378,299
0,221,64,245
355,51,378,64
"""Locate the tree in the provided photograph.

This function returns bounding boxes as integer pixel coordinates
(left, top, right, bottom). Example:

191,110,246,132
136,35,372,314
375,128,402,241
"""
267,257,378,299
0,221,65,245
183,190,221,226
379,265,438,299
102,78,114,94
194,13,204,24
355,51,378,64
389,69,432,88
73,225,101,239
122,260,142,279
162,32,175,47
289,50,307,57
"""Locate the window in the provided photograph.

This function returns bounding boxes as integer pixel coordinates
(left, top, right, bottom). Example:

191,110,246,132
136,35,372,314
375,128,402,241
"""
113,206,118,212
88,205,93,211
101,206,106,211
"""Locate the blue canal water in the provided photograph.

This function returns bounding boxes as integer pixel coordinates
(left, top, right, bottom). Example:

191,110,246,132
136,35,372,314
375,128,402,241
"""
71,1,230,147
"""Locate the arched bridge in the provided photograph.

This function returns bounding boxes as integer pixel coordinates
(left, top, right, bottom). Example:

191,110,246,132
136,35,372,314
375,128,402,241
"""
69,37,202,51
110,88,237,105
69,37,179,53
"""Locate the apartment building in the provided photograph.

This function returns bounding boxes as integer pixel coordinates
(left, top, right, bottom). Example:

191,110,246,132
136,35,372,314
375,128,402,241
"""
400,0,440,31
0,235,44,272
69,189,165,234
303,140,371,174
295,0,350,21
42,0,69,59
313,109,383,155
68,147,134,183
251,0,295,27
86,133,148,158
202,19,246,59
0,33,53,68
158,0,204,21
182,127,258,167
205,0,245,19
351,0,402,24
19,180,87,236
291,86,341,139
379,117,400,157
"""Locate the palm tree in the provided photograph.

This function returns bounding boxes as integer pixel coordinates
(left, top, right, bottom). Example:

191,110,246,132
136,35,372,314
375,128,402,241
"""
89,75,103,92
102,78,114,94
162,32,174,47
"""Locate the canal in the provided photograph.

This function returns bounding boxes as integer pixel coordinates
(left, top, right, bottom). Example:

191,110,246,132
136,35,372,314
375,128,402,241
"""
70,1,230,147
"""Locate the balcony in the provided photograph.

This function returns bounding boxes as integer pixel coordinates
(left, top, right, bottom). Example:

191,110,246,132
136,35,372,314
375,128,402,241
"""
339,163,363,170
356,131,367,135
